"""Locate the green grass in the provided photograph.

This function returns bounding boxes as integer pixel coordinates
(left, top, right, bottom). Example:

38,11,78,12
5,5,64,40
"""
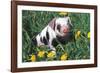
22,10,90,62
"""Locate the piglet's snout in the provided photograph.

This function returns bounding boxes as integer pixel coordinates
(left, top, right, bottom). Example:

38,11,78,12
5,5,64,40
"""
62,26,69,33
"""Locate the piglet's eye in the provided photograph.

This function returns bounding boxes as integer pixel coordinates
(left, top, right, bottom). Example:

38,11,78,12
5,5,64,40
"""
57,24,61,32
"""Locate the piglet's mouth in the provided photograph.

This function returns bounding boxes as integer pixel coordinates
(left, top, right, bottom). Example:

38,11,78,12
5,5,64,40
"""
63,31,73,38
63,32,69,37
63,30,72,36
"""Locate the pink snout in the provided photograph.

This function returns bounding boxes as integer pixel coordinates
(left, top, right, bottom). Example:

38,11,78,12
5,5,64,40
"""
62,26,69,33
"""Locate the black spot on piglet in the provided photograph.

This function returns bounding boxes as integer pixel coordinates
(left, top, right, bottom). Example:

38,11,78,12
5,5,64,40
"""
57,25,61,32
46,31,49,42
43,37,48,45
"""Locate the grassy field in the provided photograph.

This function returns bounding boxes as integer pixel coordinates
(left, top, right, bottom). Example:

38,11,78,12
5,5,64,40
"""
22,10,90,62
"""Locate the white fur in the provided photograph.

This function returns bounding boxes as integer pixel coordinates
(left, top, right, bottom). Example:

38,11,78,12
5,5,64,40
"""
36,25,56,47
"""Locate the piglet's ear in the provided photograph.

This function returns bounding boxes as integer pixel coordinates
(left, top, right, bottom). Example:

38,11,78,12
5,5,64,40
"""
67,17,73,27
48,18,56,30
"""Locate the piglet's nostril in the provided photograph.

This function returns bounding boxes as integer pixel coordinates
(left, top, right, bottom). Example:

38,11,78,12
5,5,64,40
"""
63,28,68,33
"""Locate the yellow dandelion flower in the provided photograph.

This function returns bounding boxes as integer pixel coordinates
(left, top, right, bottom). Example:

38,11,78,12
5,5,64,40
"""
59,12,68,16
30,54,36,62
60,53,68,61
75,31,81,39
38,51,45,58
47,51,56,58
87,32,90,39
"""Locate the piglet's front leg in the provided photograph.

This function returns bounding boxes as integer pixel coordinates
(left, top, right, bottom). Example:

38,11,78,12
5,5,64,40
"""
48,44,56,54
49,45,56,51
